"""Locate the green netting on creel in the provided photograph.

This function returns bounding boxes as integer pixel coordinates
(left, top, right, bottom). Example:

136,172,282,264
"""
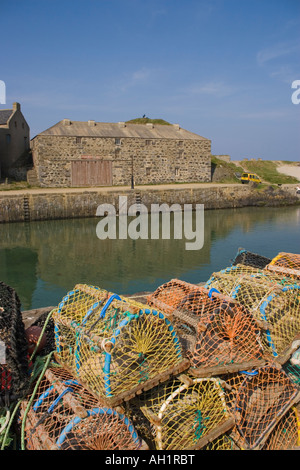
136,374,234,450
283,361,300,387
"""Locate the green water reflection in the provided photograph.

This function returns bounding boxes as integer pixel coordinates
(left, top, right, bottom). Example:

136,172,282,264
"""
0,206,299,310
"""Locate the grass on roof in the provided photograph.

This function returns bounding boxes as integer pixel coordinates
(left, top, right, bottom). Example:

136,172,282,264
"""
126,117,171,125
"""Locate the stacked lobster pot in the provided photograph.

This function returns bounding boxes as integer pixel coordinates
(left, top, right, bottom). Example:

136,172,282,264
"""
20,366,148,450
139,279,267,450
201,249,300,450
129,373,235,450
52,284,189,406
147,279,268,376
265,252,300,281
19,283,190,450
0,281,30,408
139,251,300,451
4,249,300,451
204,265,300,364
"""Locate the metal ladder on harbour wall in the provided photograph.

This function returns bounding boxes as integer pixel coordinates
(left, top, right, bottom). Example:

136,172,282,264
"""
135,192,143,214
23,196,30,222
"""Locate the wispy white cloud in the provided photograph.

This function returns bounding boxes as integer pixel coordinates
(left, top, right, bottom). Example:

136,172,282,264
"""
257,41,300,66
113,67,155,93
270,65,297,84
183,80,237,98
131,68,151,82
240,109,289,120
256,39,300,87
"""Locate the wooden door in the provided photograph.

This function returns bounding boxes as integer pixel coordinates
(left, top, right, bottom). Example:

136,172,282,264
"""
71,160,112,186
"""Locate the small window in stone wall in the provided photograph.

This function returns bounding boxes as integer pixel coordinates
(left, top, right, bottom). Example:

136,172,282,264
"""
175,167,180,176
115,138,121,145
75,137,82,144
6,134,11,144
178,140,184,146
145,140,151,146
146,167,151,176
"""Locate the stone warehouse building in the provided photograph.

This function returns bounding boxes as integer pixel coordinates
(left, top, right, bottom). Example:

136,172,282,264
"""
30,119,211,187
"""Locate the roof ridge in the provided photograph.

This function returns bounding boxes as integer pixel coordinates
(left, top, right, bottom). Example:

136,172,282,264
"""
36,119,209,141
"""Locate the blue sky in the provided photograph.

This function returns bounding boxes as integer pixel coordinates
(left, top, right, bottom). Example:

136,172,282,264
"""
1,0,300,160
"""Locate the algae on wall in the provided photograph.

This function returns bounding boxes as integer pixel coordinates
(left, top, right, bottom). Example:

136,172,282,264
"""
0,184,299,224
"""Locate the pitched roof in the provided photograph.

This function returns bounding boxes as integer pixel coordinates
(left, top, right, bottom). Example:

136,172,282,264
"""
37,120,209,141
0,109,13,125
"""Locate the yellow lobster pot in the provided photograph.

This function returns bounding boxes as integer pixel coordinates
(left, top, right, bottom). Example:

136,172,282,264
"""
53,284,189,406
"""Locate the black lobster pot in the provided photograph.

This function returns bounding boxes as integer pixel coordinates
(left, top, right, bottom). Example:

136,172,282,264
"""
0,281,30,407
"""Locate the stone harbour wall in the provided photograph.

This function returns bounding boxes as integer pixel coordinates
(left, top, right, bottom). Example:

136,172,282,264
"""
0,184,299,224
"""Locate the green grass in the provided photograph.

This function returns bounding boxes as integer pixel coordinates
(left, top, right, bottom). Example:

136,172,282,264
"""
241,160,299,184
126,117,171,125
0,181,33,191
211,156,245,183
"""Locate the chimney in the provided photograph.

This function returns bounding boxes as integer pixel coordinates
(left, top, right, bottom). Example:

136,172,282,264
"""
173,124,180,130
146,122,154,128
62,119,71,126
13,102,20,112
88,120,96,126
118,121,126,127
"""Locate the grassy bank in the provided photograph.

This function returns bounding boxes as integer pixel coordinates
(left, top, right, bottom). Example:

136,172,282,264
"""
212,157,299,185
211,156,244,183
241,160,299,184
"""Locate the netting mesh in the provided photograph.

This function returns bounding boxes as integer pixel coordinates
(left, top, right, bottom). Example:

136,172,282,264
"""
147,279,266,375
204,271,300,362
0,281,30,407
283,360,300,388
199,432,239,450
266,252,300,279
135,374,234,450
222,365,300,450
261,405,300,450
207,263,297,286
53,284,188,405
20,365,146,450
3,247,300,451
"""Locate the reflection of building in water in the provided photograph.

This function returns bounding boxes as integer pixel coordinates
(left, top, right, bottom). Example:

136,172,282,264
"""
0,206,299,309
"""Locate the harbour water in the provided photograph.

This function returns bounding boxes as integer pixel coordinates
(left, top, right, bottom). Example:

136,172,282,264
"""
0,205,299,311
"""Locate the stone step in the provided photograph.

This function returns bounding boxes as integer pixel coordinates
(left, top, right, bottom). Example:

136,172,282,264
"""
27,168,39,185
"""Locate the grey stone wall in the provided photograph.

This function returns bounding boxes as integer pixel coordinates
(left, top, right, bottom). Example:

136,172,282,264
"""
1,184,299,223
31,134,211,187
